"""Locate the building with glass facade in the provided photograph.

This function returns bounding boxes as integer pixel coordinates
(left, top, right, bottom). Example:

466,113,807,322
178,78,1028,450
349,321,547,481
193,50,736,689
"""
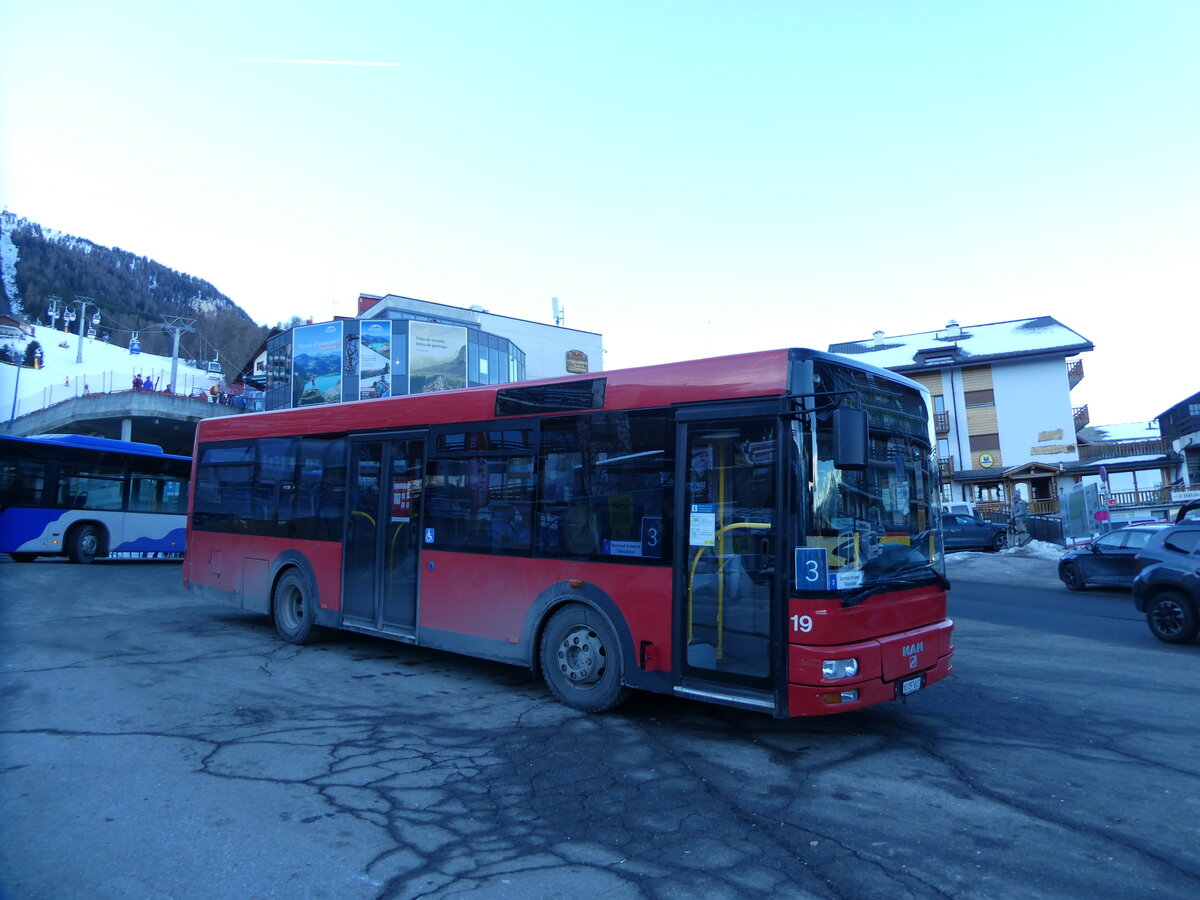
262,294,603,412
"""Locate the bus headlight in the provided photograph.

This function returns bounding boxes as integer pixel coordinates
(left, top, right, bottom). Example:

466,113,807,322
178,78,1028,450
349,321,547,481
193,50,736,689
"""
822,658,859,680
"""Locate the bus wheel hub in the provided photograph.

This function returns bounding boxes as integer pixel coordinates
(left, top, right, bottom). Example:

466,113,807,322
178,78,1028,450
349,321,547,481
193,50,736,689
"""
557,626,604,684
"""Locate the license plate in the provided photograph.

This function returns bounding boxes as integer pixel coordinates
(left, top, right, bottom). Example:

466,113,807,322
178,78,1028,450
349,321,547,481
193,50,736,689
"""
899,675,924,697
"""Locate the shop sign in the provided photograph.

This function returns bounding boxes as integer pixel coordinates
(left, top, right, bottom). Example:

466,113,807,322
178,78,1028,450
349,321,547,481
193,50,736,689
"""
565,349,589,373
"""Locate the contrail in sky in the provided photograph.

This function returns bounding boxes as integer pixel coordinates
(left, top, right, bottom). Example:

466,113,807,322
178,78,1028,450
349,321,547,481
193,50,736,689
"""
228,58,399,67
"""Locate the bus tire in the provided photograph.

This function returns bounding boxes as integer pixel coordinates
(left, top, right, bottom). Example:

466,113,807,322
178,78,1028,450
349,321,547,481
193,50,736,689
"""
9,553,38,563
272,569,326,644
540,603,629,713
67,523,102,564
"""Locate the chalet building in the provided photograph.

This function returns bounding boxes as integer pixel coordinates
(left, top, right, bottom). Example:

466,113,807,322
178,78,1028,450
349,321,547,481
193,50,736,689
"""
1157,391,1200,504
829,316,1186,524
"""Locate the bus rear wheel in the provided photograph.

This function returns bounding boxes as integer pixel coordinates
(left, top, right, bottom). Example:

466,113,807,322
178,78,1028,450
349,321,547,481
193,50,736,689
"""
67,524,102,564
540,604,629,713
272,569,326,644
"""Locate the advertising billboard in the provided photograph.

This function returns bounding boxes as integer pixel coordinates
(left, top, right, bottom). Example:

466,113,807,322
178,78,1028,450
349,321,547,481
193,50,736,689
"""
358,320,392,399
292,322,344,406
409,321,467,393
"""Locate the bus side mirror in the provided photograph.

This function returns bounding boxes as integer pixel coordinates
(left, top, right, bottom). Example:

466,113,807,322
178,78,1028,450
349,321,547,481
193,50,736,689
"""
833,407,868,471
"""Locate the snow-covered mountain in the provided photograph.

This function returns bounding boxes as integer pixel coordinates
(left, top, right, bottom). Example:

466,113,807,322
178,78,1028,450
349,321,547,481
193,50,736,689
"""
0,210,267,374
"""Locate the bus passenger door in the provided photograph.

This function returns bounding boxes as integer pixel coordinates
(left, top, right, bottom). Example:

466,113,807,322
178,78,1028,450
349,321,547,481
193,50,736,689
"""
676,415,779,702
343,436,425,635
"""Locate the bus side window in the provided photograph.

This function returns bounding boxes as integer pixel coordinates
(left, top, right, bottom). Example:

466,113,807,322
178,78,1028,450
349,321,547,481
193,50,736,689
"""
538,410,674,561
0,460,46,506
430,455,536,554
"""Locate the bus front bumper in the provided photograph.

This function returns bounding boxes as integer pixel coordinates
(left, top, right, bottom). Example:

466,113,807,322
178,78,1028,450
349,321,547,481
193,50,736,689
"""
786,619,954,717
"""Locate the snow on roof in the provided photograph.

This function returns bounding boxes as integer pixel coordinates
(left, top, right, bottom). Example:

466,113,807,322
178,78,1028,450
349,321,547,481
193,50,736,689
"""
1079,421,1160,442
1090,453,1171,466
828,316,1093,371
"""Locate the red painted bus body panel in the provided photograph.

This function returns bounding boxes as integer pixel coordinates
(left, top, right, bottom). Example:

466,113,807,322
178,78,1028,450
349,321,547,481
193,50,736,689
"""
186,530,344,611
419,550,673,670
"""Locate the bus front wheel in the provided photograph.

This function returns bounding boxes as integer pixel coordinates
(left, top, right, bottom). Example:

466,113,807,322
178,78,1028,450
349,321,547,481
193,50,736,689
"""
67,524,102,564
272,569,326,644
540,604,629,713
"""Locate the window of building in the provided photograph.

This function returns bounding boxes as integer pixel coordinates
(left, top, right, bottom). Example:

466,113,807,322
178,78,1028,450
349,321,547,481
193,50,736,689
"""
968,433,1000,452
964,389,995,407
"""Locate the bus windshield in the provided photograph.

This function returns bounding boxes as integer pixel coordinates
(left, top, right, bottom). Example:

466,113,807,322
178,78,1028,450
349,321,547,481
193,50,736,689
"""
799,362,943,598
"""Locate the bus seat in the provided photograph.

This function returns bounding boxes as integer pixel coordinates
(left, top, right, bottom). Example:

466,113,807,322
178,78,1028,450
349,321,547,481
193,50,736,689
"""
562,502,598,555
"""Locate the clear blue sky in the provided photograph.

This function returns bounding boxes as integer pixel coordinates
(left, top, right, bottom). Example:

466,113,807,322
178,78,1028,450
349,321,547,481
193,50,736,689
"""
2,1,1196,424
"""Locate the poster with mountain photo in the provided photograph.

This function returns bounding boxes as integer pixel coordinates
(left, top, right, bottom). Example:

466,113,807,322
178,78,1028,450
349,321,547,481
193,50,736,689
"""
292,322,343,406
358,320,392,399
408,321,467,393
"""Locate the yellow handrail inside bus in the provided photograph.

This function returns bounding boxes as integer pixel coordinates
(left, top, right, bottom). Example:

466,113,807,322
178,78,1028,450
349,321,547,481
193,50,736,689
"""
687,521,772,660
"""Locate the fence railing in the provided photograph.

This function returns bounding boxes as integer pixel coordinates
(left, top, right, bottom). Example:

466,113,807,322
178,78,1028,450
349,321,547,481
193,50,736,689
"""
1077,439,1171,461
1067,359,1084,388
1107,488,1172,507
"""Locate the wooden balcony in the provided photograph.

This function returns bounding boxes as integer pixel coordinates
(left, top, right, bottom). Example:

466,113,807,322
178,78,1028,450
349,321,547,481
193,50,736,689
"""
938,456,954,479
1077,438,1171,462
1073,405,1089,431
975,498,1061,519
1067,359,1084,388
1107,488,1172,508
934,411,950,434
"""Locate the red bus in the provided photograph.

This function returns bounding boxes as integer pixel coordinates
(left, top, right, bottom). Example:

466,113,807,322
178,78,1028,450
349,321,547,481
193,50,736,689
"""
183,348,952,715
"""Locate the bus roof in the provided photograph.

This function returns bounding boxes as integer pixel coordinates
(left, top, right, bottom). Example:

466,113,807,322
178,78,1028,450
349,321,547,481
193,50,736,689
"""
195,346,913,444
4,433,190,461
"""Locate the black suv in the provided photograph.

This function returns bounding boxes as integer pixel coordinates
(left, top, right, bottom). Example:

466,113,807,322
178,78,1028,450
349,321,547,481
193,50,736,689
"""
1132,522,1200,644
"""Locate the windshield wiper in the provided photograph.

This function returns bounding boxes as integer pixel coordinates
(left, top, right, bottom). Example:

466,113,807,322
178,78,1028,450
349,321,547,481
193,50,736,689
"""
893,562,951,590
841,563,950,609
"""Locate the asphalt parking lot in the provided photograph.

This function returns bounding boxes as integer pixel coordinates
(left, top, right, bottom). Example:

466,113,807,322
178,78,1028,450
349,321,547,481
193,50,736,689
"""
2,554,1199,899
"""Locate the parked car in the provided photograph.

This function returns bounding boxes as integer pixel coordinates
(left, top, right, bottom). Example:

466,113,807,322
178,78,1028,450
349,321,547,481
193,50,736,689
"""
1058,523,1172,591
1131,522,1200,644
941,513,1007,552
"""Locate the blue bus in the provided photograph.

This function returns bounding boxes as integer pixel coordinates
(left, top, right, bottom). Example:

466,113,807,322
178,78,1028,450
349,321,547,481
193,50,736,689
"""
0,434,190,563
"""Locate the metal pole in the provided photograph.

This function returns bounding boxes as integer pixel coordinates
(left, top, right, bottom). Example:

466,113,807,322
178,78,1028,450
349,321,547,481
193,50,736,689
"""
170,326,181,393
74,296,96,365
75,301,86,364
7,355,21,429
